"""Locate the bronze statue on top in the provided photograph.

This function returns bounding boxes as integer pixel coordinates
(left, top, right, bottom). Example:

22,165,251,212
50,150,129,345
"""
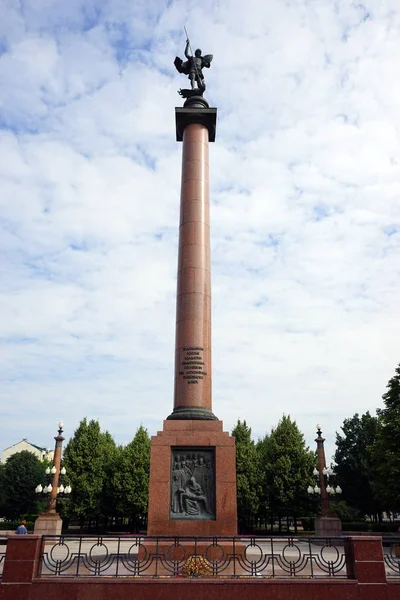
174,33,213,99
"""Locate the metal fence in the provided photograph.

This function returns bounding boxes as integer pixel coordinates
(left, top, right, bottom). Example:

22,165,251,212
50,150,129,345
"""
0,536,7,580
383,537,400,578
38,535,349,579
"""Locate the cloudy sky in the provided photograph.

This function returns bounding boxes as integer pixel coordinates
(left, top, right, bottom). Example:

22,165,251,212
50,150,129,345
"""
1,0,399,461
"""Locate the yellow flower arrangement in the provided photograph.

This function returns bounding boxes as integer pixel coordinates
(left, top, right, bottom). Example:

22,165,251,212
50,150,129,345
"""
180,554,214,577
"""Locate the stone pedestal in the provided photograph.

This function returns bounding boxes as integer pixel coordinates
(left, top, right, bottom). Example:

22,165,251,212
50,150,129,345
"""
315,515,342,537
147,420,237,535
34,512,62,536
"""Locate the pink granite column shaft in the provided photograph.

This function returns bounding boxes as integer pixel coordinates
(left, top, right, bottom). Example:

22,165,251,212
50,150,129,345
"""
173,123,213,417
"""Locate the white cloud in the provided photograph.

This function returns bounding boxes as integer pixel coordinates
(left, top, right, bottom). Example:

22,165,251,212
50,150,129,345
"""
1,0,400,463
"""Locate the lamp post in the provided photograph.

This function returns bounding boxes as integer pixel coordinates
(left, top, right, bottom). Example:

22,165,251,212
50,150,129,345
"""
307,424,342,515
307,424,342,537
34,421,69,536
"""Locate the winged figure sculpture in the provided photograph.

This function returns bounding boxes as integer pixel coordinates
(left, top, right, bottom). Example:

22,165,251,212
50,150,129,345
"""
174,39,213,97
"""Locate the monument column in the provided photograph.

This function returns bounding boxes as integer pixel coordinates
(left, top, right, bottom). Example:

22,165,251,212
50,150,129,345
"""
147,43,237,536
168,98,217,421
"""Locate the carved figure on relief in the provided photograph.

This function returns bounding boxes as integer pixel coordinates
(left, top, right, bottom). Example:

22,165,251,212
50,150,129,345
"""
181,476,211,515
170,451,214,517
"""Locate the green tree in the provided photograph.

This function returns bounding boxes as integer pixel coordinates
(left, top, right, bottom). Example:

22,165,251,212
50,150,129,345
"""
371,364,400,512
0,463,6,515
330,500,367,522
63,418,117,520
0,451,46,519
258,415,315,518
109,425,151,520
334,412,380,518
231,420,260,522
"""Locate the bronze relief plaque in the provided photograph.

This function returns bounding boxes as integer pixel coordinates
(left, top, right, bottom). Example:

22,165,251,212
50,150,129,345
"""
170,448,215,520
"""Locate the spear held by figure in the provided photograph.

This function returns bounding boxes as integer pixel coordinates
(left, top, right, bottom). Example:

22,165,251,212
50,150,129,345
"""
174,27,213,98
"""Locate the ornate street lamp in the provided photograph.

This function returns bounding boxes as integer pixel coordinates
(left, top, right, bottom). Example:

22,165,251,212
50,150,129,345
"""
34,421,70,535
307,459,342,508
35,464,72,499
307,424,342,537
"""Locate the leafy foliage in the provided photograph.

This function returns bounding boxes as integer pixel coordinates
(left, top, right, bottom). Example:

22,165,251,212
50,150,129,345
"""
257,415,315,516
371,363,400,511
334,411,380,517
0,520,35,531
109,425,151,518
63,418,117,518
62,419,150,523
0,451,46,519
231,420,260,521
0,463,5,513
330,500,366,522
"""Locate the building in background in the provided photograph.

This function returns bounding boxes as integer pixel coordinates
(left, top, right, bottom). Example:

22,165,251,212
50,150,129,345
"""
1,439,54,464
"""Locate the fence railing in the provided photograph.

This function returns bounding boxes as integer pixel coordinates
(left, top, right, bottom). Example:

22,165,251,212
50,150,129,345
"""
383,537,400,578
0,536,8,580
38,535,349,579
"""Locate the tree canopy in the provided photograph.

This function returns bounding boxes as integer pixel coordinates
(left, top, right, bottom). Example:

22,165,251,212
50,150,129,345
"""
257,415,315,516
0,451,46,519
231,420,260,522
334,411,380,517
109,425,151,518
62,418,150,523
63,418,117,518
371,363,400,511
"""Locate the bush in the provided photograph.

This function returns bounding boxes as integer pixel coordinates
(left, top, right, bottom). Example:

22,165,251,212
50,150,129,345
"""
300,517,315,531
371,522,399,533
342,521,399,534
331,500,364,522
0,520,34,531
22,513,40,522
342,521,369,532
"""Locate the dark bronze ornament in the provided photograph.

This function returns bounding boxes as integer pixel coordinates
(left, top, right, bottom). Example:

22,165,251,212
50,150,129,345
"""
170,448,215,520
174,31,213,99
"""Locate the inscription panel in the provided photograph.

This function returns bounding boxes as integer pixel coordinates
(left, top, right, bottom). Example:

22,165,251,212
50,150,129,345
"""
170,448,215,520
178,346,207,384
